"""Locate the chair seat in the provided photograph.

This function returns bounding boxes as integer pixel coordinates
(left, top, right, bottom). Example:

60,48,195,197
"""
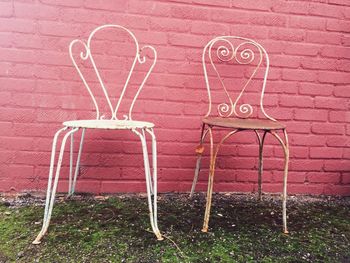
202,117,285,130
63,119,154,129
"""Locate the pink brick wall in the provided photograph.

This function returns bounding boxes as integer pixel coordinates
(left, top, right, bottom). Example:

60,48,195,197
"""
0,0,349,196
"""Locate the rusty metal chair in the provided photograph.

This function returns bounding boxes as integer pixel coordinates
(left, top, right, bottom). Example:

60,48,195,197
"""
33,24,162,244
189,36,290,234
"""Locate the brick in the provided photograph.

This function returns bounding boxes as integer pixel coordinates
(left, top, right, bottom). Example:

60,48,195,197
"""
342,173,350,184
269,28,305,42
282,69,317,82
329,111,350,123
170,5,210,20
191,21,230,35
231,0,273,11
333,86,350,98
291,134,327,146
230,25,270,40
40,0,84,7
324,160,350,171
299,83,333,96
290,159,324,171
128,0,170,17
306,31,342,45
294,109,328,121
327,19,350,33
0,18,35,33
272,1,310,15
153,17,190,33
14,2,60,20
0,1,13,17
309,2,347,18
301,58,337,70
310,147,343,158
289,16,326,30
84,0,127,11
168,33,208,48
307,172,341,183
311,123,345,135
279,95,313,108
314,97,349,110
326,136,349,147
285,121,311,134
212,9,250,24
38,21,82,37
321,46,350,59
318,71,350,84
273,171,306,183
284,43,320,56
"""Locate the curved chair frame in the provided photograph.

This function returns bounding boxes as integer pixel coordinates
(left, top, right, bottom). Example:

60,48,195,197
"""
33,25,162,244
190,36,290,234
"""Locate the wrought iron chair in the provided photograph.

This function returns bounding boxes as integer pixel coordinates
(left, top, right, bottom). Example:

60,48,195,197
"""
189,36,290,233
33,24,162,244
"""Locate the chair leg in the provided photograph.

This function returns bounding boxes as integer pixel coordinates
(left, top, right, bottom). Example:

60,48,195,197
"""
68,128,86,196
146,128,162,237
255,130,267,201
270,129,289,234
190,153,203,198
202,128,239,233
190,124,208,198
33,127,79,244
133,128,162,240
202,128,214,232
68,131,74,195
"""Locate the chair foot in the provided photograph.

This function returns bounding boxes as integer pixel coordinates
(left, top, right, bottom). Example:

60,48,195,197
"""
283,229,289,234
156,231,164,241
32,240,41,245
32,231,45,245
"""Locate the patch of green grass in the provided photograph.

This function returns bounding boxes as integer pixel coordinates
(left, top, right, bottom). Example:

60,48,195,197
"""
0,194,349,262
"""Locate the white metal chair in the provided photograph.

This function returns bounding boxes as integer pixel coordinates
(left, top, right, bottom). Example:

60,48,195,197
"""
190,36,290,233
33,24,162,244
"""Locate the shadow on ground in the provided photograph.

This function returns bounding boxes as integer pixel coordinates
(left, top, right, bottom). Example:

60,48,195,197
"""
0,193,349,262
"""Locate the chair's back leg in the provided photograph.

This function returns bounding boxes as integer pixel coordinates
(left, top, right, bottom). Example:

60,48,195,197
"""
69,128,86,196
255,130,268,201
270,129,289,234
68,131,74,195
190,124,208,198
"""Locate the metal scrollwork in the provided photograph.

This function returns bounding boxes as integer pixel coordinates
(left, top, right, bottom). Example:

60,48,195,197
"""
69,24,157,121
203,36,276,121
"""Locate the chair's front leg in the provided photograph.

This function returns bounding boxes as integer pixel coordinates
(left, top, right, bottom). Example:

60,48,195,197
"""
270,129,290,234
202,128,240,232
146,128,161,236
33,127,79,244
202,127,214,232
133,128,162,240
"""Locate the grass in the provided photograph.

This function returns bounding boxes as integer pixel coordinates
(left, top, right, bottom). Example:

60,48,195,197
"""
0,193,349,262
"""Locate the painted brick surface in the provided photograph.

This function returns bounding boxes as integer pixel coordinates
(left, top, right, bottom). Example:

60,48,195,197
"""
0,0,349,196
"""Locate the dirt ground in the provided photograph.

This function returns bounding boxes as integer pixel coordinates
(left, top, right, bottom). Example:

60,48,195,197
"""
0,192,349,262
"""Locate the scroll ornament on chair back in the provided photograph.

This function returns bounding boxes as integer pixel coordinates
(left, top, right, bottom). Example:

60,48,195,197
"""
203,36,276,122
69,24,156,121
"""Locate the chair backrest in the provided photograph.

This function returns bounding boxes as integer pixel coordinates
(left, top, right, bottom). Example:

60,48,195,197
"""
202,36,275,121
69,24,156,121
